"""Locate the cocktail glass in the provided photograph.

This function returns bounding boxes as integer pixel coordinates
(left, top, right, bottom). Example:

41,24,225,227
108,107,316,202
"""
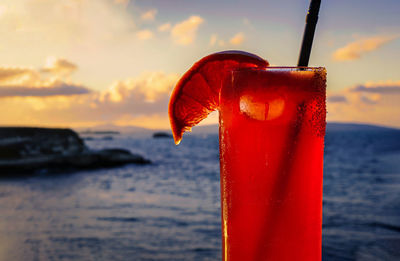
219,67,326,260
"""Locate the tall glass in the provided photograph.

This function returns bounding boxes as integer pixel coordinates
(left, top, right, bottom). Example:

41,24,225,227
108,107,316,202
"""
219,67,326,260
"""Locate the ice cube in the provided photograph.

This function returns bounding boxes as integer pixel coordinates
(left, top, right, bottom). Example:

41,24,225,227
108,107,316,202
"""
239,95,285,121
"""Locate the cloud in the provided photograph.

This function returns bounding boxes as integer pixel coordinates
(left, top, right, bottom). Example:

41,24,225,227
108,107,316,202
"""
229,32,245,45
327,80,400,127
98,71,177,104
1,69,400,129
350,81,400,94
0,67,90,97
332,35,398,61
171,15,204,45
327,95,348,103
0,67,36,83
209,33,244,47
209,34,217,46
209,34,225,47
0,71,178,128
136,30,154,40
141,9,157,21
79,71,179,126
359,95,379,105
41,57,78,76
0,57,79,87
0,81,91,97
0,58,90,97
158,23,171,32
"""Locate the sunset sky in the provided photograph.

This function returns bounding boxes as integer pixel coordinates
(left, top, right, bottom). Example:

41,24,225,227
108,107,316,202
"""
0,0,399,129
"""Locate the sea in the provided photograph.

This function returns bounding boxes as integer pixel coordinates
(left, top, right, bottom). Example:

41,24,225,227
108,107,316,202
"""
0,123,399,261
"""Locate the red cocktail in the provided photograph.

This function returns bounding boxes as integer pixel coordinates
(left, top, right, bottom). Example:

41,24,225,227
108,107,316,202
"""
219,67,326,260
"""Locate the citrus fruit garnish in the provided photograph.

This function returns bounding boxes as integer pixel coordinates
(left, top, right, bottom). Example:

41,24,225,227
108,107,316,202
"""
169,50,269,144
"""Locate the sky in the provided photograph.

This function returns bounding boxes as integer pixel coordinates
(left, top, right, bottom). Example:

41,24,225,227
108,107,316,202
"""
0,0,399,129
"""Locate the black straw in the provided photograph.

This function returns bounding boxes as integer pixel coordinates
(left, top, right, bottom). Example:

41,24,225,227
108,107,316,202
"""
297,0,321,67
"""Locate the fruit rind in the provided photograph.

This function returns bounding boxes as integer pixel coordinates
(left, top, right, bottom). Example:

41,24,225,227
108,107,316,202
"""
169,50,269,144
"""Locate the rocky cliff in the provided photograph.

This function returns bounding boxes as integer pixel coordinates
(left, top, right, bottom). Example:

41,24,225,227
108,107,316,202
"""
0,127,150,175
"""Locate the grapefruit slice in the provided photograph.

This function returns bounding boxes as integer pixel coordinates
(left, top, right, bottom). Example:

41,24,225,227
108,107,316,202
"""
169,50,269,144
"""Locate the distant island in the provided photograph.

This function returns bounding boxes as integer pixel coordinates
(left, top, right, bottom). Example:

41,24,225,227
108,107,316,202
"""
79,130,120,135
152,132,173,138
0,127,150,176
189,122,400,134
74,122,400,137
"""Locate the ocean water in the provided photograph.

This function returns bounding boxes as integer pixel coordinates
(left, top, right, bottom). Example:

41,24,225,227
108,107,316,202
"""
0,125,399,261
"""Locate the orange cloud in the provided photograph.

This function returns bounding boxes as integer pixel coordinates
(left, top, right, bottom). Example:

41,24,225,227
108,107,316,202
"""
0,81,90,97
158,23,171,32
327,80,400,128
0,68,36,83
41,57,77,76
0,71,178,129
209,33,244,47
349,81,400,94
209,34,218,46
171,16,204,45
208,34,225,47
229,32,245,46
332,35,398,61
327,95,347,103
1,67,399,129
98,72,178,104
141,9,157,21
0,58,89,97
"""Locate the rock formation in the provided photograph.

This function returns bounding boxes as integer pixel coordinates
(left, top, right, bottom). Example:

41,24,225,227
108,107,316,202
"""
0,127,150,175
